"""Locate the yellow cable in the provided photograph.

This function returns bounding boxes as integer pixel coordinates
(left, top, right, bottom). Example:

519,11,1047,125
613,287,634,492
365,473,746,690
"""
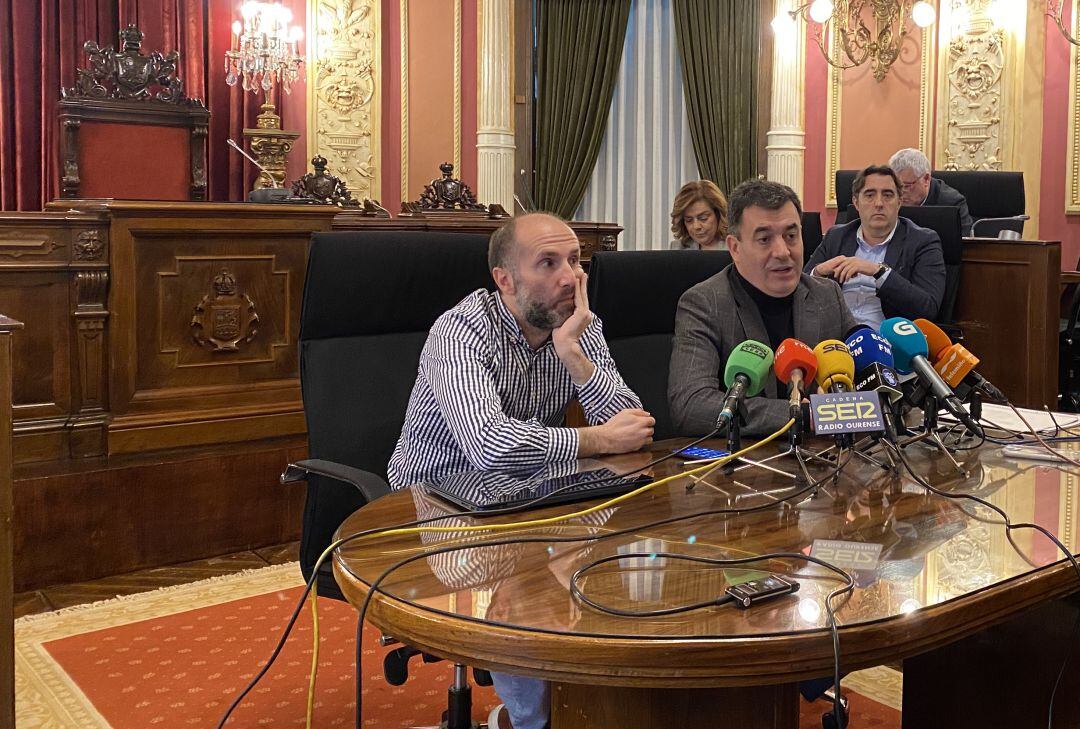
306,586,319,726
303,419,794,728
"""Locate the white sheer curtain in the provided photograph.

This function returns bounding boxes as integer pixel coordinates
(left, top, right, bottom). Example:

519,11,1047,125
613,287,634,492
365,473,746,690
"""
574,0,699,251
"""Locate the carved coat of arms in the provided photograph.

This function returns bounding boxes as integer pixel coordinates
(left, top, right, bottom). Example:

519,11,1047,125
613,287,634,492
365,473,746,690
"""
191,268,260,352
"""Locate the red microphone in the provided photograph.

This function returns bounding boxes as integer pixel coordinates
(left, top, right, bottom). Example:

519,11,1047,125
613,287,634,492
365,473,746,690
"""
775,338,819,417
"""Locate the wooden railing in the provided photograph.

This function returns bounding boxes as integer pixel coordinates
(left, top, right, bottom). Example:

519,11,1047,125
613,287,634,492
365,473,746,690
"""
0,314,23,729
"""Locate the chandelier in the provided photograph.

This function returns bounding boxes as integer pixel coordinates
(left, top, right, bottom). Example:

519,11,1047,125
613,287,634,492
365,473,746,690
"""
1051,0,1080,45
782,0,937,81
225,1,304,95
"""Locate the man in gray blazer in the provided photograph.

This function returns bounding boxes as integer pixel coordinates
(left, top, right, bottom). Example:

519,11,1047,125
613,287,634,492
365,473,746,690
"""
669,179,857,437
805,164,946,328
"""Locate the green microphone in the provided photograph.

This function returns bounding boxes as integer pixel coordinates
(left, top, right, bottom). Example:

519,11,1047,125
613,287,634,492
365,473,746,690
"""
718,339,775,427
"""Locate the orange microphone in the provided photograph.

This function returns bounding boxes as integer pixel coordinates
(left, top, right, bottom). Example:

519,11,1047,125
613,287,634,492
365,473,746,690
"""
913,319,1005,401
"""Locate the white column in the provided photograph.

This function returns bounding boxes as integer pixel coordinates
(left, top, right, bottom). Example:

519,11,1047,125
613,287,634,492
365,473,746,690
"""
766,1,806,198
476,0,516,212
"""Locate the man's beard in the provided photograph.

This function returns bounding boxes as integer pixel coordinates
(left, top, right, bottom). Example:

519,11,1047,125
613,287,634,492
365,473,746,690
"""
517,288,572,331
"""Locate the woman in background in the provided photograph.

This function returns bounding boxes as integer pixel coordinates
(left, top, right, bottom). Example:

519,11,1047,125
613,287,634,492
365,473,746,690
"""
669,180,729,250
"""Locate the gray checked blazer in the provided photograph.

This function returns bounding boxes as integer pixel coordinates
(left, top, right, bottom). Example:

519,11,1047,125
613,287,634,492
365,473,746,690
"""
668,266,857,437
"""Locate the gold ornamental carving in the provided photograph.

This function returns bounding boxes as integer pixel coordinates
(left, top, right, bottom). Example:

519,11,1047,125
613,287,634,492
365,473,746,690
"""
191,268,260,353
1066,0,1080,213
941,0,1004,171
307,0,381,201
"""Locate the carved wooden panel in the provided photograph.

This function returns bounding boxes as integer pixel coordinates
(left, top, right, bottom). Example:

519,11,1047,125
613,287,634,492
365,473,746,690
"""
132,237,303,403
0,274,72,419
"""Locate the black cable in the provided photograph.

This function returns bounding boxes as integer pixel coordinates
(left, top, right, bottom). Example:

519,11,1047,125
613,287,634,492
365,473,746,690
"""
1048,604,1080,729
570,549,854,725
213,430,720,728
342,454,852,728
886,440,1080,729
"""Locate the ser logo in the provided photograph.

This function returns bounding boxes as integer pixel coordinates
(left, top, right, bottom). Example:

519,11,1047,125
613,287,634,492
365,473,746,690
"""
815,401,878,422
891,321,919,337
820,342,850,354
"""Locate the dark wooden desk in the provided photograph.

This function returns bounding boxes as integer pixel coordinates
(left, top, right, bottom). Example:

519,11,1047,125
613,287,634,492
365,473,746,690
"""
334,439,1080,728
954,237,1061,409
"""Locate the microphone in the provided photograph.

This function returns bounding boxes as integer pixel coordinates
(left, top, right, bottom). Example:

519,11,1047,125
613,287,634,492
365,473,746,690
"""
846,327,903,405
971,215,1029,239
717,340,775,428
775,339,818,419
227,138,281,189
880,317,982,435
912,319,1006,402
812,340,855,393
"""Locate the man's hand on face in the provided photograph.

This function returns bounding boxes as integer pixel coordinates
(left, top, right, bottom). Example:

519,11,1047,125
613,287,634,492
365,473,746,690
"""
551,268,593,361
832,256,880,283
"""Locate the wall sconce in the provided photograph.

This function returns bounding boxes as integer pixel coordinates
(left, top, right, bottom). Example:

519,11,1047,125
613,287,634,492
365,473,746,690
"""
775,0,937,81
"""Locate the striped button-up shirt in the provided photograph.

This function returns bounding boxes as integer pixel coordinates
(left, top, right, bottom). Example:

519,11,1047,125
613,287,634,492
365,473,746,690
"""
387,289,642,488
842,223,896,329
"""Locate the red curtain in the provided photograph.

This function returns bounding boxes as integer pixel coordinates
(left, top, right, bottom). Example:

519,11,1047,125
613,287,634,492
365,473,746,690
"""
0,0,307,210
0,0,117,210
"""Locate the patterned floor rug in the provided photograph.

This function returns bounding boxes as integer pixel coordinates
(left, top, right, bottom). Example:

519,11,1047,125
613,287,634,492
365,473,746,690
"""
15,562,901,727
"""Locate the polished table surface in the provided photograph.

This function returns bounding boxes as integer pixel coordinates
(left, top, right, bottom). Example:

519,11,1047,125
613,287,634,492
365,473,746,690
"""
333,438,1080,726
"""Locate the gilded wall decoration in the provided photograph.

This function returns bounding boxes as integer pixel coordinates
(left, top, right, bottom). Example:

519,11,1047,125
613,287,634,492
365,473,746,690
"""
307,0,381,201
941,0,1005,170
1066,0,1080,212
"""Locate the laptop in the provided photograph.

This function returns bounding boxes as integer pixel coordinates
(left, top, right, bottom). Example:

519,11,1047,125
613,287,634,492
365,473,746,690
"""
423,464,652,514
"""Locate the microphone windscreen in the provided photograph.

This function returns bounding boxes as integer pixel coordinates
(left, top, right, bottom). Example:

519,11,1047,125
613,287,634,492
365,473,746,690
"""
723,340,774,395
879,317,929,373
775,338,818,385
812,339,855,390
913,318,953,360
845,327,894,371
934,343,980,388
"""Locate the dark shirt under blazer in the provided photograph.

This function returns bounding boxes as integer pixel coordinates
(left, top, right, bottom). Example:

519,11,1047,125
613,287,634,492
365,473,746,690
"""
668,266,857,437
925,177,973,236
803,216,946,323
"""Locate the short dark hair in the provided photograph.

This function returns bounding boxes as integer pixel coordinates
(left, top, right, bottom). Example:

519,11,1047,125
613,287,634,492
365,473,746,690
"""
852,165,902,199
727,179,803,239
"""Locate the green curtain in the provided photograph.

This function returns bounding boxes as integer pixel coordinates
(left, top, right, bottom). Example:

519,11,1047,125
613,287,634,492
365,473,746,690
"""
673,0,759,193
534,0,632,219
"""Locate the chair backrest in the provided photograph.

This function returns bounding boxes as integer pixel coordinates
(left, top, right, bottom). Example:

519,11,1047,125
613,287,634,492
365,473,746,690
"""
298,231,493,579
835,169,1026,236
834,204,961,323
898,205,963,322
588,250,732,440
58,26,209,200
801,211,823,265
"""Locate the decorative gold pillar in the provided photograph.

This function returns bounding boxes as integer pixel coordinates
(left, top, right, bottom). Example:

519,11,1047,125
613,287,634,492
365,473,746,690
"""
476,0,515,212
767,0,806,198
244,97,300,189
306,0,382,201
936,0,1044,235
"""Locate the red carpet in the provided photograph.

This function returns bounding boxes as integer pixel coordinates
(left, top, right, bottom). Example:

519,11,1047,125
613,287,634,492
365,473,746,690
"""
16,564,900,727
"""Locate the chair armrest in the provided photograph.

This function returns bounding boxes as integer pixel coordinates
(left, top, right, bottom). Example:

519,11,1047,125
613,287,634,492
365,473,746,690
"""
280,458,391,503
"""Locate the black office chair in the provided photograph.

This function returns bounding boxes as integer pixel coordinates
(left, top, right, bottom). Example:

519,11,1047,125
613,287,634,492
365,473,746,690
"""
835,203,963,337
588,250,732,440
281,230,496,728
835,169,1026,236
1059,257,1080,412
802,211,824,265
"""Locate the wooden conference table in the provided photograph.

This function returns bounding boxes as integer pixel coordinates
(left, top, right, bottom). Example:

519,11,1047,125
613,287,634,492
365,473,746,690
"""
333,438,1080,728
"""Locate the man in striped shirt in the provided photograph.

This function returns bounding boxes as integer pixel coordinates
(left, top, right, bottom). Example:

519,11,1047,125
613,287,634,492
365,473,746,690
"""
388,212,654,729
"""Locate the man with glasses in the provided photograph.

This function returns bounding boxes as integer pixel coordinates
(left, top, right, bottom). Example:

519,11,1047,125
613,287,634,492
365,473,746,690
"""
804,164,945,328
889,147,973,236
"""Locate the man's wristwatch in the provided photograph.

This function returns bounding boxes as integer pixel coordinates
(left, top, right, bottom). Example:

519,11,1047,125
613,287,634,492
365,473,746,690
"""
873,264,889,280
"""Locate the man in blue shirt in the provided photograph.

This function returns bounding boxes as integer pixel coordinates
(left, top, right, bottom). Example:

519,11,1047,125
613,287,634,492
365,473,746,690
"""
804,164,946,328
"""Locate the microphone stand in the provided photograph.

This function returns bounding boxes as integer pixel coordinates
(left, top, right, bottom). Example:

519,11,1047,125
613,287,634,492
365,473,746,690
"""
900,393,968,477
